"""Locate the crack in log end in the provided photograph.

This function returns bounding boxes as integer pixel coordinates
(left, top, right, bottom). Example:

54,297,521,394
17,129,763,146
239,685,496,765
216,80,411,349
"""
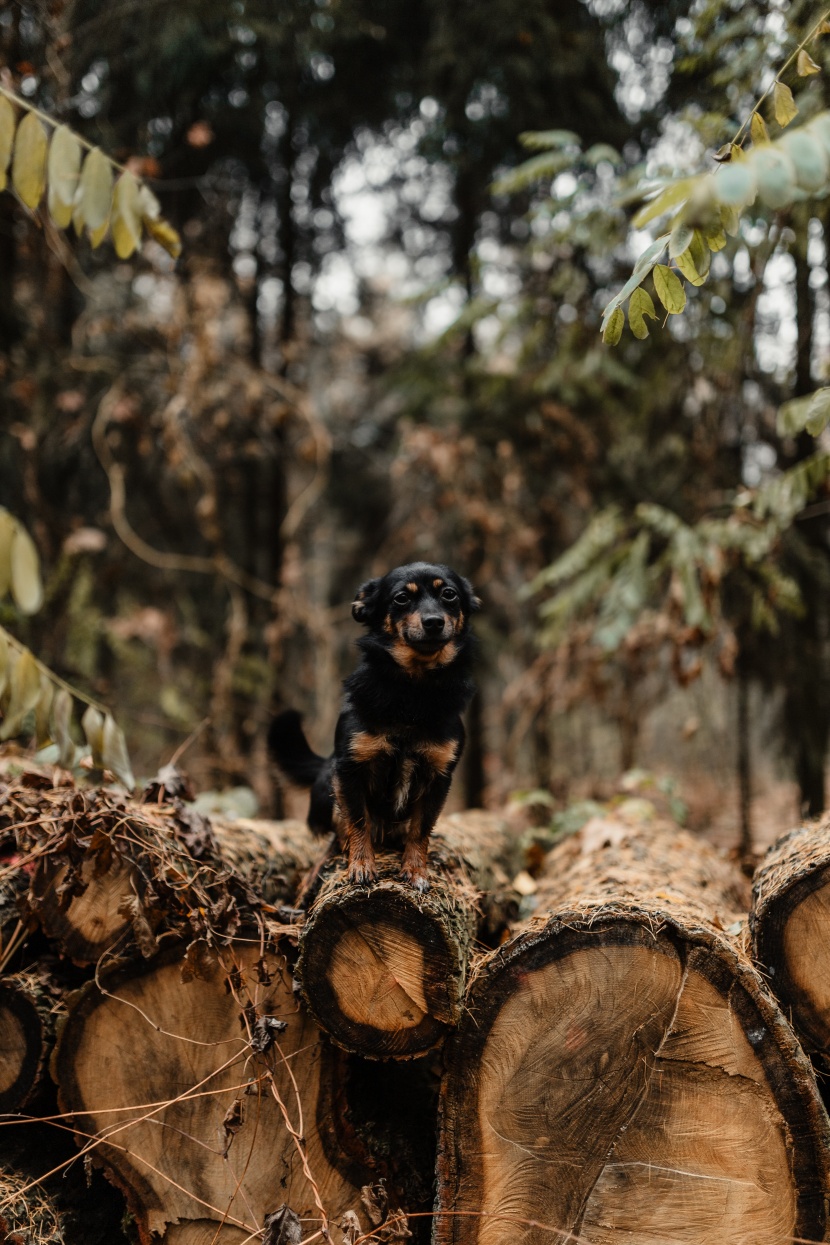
327,921,429,1030
467,947,797,1245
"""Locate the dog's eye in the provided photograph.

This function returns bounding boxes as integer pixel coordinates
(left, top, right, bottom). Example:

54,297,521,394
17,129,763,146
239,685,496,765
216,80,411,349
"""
441,587,458,603
393,591,411,606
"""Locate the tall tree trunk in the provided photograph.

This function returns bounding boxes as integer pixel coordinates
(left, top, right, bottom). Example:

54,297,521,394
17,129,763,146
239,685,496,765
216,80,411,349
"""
737,660,753,861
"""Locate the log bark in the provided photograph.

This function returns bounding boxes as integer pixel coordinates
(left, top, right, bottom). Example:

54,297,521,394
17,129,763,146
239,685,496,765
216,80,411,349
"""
436,812,830,1245
0,777,317,964
54,941,386,1245
0,972,62,1113
296,811,518,1059
751,813,830,1059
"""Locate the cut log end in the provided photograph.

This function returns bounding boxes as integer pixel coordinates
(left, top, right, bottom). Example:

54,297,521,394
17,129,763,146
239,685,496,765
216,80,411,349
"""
438,819,830,1245
297,811,517,1059
297,863,475,1059
0,974,55,1113
752,818,830,1058
441,925,827,1244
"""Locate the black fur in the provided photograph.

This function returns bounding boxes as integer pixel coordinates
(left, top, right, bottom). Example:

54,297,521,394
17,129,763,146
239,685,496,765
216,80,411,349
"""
268,561,479,889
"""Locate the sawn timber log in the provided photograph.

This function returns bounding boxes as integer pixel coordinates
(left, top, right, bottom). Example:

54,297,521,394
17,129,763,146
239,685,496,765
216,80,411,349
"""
436,812,830,1245
296,810,518,1058
751,813,830,1061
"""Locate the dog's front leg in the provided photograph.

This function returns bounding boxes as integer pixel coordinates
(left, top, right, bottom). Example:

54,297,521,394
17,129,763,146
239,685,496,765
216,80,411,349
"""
333,764,377,885
400,772,452,892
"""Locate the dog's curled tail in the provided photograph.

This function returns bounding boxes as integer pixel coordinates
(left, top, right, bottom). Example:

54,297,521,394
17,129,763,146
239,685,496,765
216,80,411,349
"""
268,710,326,787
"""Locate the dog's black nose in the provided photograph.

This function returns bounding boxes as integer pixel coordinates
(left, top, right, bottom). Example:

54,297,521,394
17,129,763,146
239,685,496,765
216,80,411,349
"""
422,613,444,634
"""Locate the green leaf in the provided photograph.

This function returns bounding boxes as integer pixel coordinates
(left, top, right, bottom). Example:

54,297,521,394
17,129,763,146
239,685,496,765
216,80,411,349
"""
713,160,756,206
779,131,829,192
11,112,47,209
51,688,74,769
632,234,670,277
631,179,692,229
0,96,15,192
47,125,82,229
628,287,658,339
102,713,135,790
773,81,798,128
751,145,797,210
10,523,43,614
806,388,830,436
491,149,576,195
653,265,687,314
526,507,623,593
689,230,711,279
750,112,770,145
668,221,694,259
602,306,624,345
584,143,621,167
0,631,8,703
0,647,40,740
79,147,113,232
519,129,581,151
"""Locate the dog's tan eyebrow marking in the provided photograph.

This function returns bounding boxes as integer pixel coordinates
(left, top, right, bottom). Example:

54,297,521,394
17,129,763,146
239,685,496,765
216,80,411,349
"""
406,582,418,593
433,578,444,588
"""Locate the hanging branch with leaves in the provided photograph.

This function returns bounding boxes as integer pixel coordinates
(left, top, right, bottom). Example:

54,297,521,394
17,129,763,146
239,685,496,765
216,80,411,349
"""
0,509,135,789
599,10,830,345
0,83,181,259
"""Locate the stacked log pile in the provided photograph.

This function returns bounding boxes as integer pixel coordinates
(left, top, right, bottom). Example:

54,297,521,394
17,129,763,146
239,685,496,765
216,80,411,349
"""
4,766,830,1245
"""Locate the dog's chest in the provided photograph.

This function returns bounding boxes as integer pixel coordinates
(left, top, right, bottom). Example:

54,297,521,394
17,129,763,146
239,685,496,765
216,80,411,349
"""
347,729,458,819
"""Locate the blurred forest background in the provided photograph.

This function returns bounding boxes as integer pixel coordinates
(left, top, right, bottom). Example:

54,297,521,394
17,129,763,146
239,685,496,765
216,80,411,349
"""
2,0,830,851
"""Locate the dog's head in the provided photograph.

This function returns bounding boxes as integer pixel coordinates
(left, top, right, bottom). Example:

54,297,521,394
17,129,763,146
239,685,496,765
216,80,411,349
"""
352,562,480,672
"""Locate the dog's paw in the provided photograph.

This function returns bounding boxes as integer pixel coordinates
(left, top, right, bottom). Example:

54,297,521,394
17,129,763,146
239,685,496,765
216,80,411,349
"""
348,861,376,886
400,866,431,893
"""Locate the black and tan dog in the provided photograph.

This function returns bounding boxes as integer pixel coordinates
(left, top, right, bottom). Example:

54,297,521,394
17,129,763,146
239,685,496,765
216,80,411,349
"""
268,562,479,891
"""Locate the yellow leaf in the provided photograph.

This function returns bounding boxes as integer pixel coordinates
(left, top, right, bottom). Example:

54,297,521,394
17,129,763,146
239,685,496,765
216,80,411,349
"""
144,215,182,259
88,215,109,249
773,81,798,128
819,20,830,36
111,171,142,258
0,648,41,740
797,49,820,76
12,111,47,209
704,226,727,252
51,688,74,768
0,96,15,192
10,522,43,614
720,203,741,236
81,704,104,765
602,306,624,346
34,674,53,748
137,183,162,221
628,287,657,339
79,147,113,230
102,712,135,790
750,112,769,146
632,178,692,229
653,264,687,314
675,246,706,286
0,508,14,598
47,124,82,229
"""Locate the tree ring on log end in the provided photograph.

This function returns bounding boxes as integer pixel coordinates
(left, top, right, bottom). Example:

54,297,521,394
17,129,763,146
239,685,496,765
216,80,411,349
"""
0,980,44,1112
437,917,829,1245
753,849,830,1056
297,869,475,1059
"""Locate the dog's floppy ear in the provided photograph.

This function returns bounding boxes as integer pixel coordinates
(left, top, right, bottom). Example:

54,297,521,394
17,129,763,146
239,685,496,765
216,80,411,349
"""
461,577,482,613
352,577,382,624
